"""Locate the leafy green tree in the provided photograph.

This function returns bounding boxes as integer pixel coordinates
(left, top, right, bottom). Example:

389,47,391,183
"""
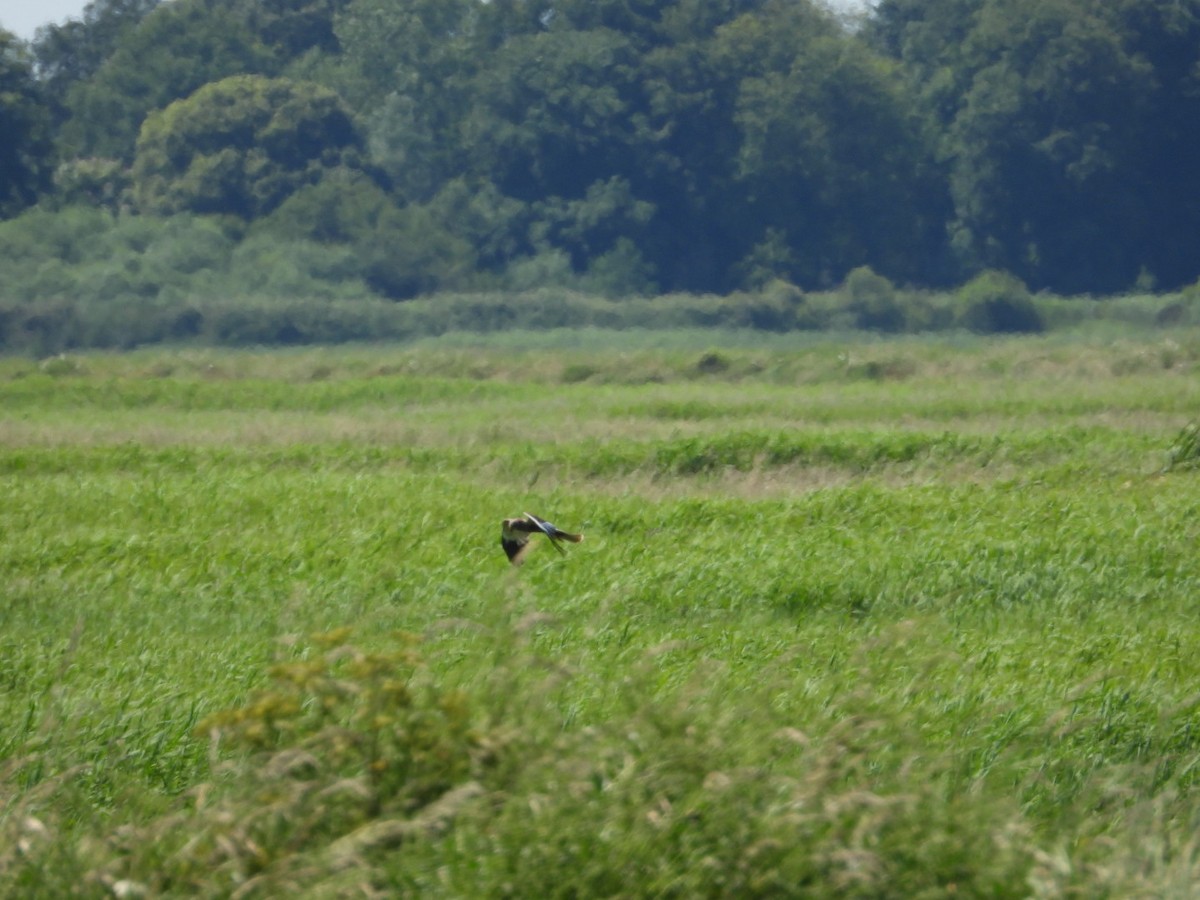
255,167,386,243
327,0,945,292
31,0,160,119
863,0,980,125
333,0,491,203
956,269,1043,333
580,236,658,297
464,27,644,201
945,0,1154,291
57,0,275,161
531,177,655,267
448,0,768,289
332,0,478,109
0,30,53,215
237,0,355,59
255,168,475,298
843,265,904,331
50,157,129,211
424,177,533,273
336,0,792,289
1107,0,1200,291
871,0,1200,293
617,12,758,289
355,203,476,298
641,0,938,290
728,20,944,286
131,75,363,218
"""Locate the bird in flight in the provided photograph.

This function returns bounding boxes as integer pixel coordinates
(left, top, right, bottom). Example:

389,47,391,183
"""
501,513,584,565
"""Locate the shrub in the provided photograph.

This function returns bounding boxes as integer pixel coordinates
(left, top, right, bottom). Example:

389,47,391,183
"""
223,234,374,301
695,349,732,375
359,204,476,300
51,158,131,212
1158,281,1200,327
844,265,905,332
78,631,502,897
580,237,659,298
0,205,113,269
957,271,1044,334
738,279,806,331
502,249,579,292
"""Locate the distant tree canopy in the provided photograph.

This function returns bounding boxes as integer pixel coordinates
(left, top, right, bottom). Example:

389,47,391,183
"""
5,0,1200,297
131,75,364,218
329,0,948,292
56,0,276,161
0,30,53,216
868,0,1200,293
31,0,161,113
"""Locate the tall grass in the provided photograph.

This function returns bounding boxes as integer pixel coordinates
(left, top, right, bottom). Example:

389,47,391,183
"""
2,335,1200,895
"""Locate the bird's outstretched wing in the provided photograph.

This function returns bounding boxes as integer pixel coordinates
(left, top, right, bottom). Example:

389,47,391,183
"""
501,513,584,565
523,512,584,554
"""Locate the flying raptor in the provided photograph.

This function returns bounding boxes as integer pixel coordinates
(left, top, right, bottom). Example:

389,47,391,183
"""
501,513,584,565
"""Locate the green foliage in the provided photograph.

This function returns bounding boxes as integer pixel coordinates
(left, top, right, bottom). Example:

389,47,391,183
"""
1163,422,1200,473
531,177,657,275
947,0,1153,289
254,167,384,244
844,265,903,332
56,0,276,161
0,207,241,310
729,20,943,287
224,233,371,300
579,237,659,298
0,31,54,215
333,0,479,108
31,0,161,106
357,205,476,300
4,275,1197,356
76,632,496,896
331,0,949,292
132,75,363,218
875,0,1200,293
8,0,1200,298
957,270,1043,334
417,649,1046,897
466,28,642,198
255,171,476,298
241,0,354,59
50,156,129,210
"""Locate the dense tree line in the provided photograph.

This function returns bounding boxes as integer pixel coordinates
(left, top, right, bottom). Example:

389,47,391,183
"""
2,0,1199,305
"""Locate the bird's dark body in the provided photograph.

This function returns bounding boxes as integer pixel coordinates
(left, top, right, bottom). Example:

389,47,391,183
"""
500,513,584,564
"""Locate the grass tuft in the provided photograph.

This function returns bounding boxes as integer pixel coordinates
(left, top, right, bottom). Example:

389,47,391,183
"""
1164,422,1200,472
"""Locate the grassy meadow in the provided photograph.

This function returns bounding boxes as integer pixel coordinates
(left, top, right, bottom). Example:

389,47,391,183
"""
3,329,1200,897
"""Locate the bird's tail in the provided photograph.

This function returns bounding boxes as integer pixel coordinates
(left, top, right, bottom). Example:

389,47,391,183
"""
544,529,583,555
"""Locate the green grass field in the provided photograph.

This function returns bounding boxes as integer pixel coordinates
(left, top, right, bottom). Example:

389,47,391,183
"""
3,331,1200,897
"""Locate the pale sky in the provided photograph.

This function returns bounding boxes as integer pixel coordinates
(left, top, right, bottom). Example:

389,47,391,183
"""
0,0,88,40
2,0,874,43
